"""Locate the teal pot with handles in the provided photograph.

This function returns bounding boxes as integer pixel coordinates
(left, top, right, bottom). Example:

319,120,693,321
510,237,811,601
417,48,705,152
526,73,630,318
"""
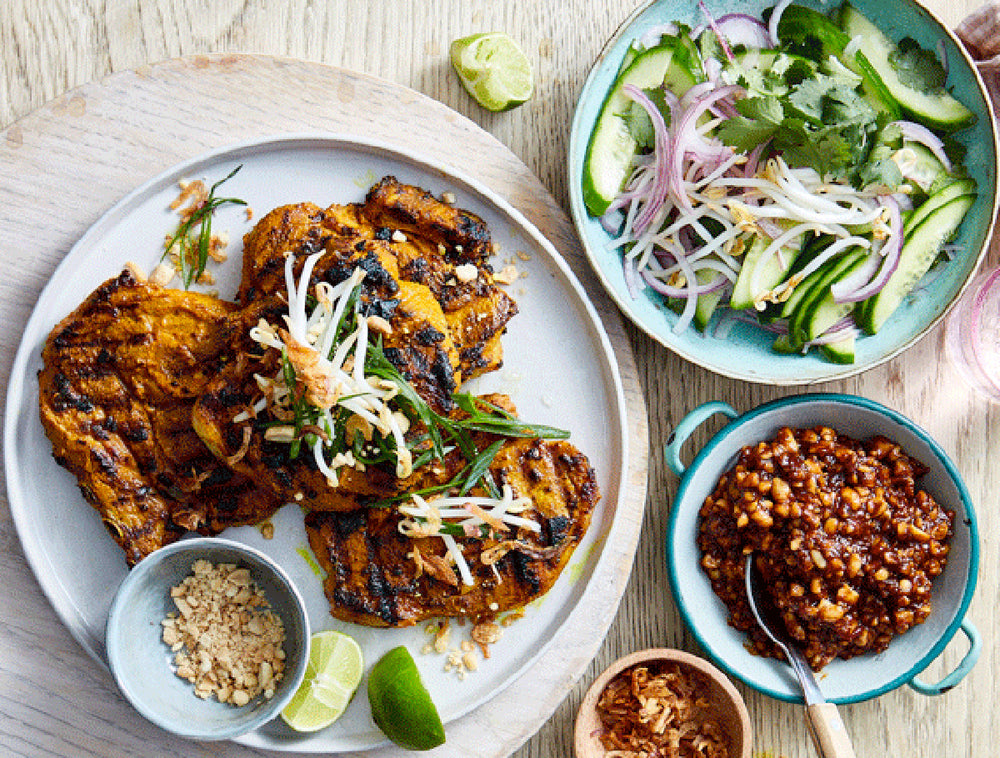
664,393,980,703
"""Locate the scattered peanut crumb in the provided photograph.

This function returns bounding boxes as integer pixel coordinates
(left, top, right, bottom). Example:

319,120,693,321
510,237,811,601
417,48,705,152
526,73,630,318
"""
149,262,175,287
161,559,287,707
259,521,275,540
515,250,531,262
441,191,457,204
493,264,519,285
391,229,408,243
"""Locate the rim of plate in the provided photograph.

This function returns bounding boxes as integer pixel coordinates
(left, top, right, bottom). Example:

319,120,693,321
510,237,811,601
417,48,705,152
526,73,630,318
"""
567,0,1000,385
665,392,980,703
4,131,631,748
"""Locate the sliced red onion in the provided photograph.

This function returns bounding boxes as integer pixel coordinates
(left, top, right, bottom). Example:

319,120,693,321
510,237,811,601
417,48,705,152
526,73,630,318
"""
892,120,953,172
724,311,789,336
829,250,881,302
744,139,769,177
623,83,672,234
832,196,903,303
768,0,794,47
623,257,644,299
703,56,723,83
716,13,772,49
699,1,734,62
804,317,859,347
599,208,623,234
670,84,744,211
891,191,914,212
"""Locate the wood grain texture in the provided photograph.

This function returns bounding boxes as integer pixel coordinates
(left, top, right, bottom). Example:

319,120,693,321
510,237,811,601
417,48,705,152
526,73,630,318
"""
0,1,996,758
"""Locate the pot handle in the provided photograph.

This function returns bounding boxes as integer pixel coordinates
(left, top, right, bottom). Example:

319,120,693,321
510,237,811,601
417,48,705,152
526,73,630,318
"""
664,401,737,477
907,619,981,696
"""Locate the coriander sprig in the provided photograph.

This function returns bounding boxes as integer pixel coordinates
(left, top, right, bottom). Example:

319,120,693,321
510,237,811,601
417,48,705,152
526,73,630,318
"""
163,165,246,289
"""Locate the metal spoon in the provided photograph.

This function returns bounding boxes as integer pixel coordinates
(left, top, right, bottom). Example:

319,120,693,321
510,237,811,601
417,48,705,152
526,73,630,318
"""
744,554,857,758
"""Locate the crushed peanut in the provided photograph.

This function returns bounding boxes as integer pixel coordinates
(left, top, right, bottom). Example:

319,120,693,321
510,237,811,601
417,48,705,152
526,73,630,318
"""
161,559,287,706
493,264,519,285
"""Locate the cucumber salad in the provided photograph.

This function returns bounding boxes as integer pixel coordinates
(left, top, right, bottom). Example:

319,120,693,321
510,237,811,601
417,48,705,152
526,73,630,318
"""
583,1,977,363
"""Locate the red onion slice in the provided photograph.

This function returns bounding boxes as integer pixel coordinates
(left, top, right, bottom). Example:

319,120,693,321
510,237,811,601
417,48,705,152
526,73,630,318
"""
699,1,734,62
623,83,672,234
891,120,953,172
832,196,903,303
768,0,794,47
716,13,772,49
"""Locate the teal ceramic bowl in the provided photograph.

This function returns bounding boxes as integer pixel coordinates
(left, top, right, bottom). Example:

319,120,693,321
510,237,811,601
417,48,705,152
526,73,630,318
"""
664,394,980,703
568,0,999,384
105,538,310,740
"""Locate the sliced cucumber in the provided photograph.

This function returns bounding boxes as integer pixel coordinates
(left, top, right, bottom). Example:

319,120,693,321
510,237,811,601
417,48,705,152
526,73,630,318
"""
820,334,856,363
778,240,841,320
903,178,976,236
839,3,975,131
776,4,899,118
665,269,724,332
693,278,724,332
893,142,949,192
788,248,867,348
583,43,697,217
860,193,977,333
802,252,868,342
730,232,804,310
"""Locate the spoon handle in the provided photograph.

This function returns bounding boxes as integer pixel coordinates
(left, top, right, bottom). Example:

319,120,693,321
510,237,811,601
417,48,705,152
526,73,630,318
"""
805,702,857,758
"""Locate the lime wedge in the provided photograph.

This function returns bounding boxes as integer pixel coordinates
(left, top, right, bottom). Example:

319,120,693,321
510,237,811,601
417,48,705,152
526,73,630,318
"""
281,630,364,732
367,646,445,751
450,32,534,111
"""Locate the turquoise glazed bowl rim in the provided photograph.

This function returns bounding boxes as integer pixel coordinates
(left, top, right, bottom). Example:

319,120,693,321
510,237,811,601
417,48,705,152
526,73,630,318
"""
567,0,1000,385
665,393,980,703
105,537,310,740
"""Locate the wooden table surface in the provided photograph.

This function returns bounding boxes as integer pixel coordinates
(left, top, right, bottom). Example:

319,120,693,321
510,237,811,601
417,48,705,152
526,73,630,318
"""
1,1,996,757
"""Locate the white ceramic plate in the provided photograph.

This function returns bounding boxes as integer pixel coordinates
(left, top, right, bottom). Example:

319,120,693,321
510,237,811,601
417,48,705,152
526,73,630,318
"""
4,134,628,752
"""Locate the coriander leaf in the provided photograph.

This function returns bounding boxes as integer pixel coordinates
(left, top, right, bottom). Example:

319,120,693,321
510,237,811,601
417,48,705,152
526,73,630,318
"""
623,88,671,150
774,119,854,179
716,96,784,152
890,37,947,91
857,154,904,191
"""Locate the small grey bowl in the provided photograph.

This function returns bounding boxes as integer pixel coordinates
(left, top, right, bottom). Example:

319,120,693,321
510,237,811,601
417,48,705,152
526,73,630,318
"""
105,537,310,741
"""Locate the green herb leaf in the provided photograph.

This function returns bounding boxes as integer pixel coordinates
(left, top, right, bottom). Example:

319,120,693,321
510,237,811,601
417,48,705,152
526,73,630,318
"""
890,37,947,92
162,165,246,289
460,439,505,496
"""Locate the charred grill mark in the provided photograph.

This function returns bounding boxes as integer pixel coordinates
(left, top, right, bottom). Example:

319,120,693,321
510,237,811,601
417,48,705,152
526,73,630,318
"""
360,296,399,322
414,326,445,346
509,551,541,595
121,425,149,443
459,344,487,372
51,373,94,413
545,515,569,546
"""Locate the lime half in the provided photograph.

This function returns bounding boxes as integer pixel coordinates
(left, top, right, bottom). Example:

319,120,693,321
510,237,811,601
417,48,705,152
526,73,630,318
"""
367,646,445,751
281,631,364,732
450,32,534,112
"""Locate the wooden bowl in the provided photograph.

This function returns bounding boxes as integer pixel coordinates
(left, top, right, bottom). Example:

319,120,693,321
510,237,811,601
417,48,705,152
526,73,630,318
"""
574,648,751,758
